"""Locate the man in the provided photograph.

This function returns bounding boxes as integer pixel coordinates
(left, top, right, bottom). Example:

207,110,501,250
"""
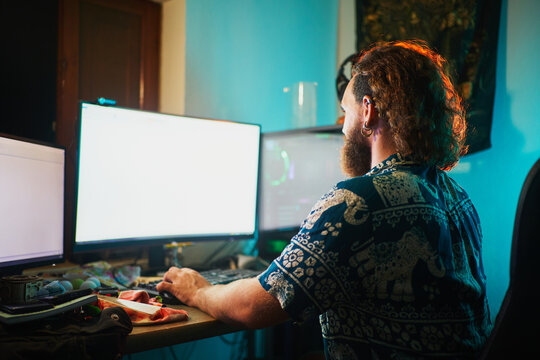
157,40,492,359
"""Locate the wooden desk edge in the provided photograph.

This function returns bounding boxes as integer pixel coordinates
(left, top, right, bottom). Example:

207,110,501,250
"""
124,305,244,354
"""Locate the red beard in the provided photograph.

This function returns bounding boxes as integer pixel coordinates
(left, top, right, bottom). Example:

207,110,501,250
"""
340,125,372,178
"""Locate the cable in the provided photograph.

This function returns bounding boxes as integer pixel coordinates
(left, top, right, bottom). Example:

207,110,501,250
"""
231,332,245,360
168,346,179,360
202,240,233,266
219,333,239,345
183,342,197,359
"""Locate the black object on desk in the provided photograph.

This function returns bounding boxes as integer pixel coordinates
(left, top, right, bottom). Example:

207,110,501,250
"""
0,288,93,315
0,301,53,314
0,294,97,325
39,288,93,305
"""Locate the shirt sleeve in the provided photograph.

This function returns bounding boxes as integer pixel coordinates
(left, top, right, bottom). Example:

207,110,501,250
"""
258,184,372,322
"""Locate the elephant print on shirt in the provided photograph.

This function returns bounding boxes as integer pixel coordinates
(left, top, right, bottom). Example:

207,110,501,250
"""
303,188,369,230
350,226,446,302
373,171,426,207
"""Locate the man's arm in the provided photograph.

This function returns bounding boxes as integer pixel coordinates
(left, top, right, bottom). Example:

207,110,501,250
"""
155,267,290,329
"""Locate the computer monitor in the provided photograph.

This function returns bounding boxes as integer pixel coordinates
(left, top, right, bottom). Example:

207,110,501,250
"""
0,134,65,275
258,126,345,257
73,102,261,251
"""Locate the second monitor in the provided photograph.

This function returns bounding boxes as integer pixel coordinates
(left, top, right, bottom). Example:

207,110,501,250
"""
259,126,345,257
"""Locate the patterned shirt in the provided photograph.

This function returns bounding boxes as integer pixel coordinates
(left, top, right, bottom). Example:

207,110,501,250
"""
259,153,492,359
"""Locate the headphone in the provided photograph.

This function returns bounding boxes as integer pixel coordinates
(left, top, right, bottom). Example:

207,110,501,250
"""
335,53,360,102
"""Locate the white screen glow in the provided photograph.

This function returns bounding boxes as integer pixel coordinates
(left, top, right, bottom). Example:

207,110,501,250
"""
75,104,260,244
0,137,64,265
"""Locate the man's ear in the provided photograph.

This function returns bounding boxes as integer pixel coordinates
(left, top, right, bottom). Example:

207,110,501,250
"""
362,96,376,127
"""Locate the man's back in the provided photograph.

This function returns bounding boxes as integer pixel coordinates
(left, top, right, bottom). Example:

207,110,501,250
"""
259,153,492,359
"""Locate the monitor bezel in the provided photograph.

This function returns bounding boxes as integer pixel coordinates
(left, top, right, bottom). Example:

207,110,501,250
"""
72,101,262,253
0,132,66,275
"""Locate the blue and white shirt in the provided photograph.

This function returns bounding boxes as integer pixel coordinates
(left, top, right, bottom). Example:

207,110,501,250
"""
259,153,492,359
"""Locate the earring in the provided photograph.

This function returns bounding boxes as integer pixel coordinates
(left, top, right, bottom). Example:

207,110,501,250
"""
361,121,373,137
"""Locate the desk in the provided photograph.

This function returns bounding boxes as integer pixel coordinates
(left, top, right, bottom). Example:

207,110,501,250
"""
16,267,248,355
125,304,244,354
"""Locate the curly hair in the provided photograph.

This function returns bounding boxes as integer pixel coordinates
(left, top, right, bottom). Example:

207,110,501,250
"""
352,40,467,170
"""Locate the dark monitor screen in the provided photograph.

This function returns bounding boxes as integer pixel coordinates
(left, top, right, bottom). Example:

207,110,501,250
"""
0,134,65,275
259,127,345,234
74,103,261,251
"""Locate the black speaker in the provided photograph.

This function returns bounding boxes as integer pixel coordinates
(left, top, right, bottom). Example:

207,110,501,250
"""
335,53,359,102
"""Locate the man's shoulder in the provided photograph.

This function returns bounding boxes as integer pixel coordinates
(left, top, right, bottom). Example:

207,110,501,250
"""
337,166,471,211
336,168,413,195
335,173,379,193
437,168,473,203
331,176,379,205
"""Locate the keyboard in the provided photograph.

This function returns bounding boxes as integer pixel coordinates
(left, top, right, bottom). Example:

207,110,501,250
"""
199,268,261,285
134,268,261,305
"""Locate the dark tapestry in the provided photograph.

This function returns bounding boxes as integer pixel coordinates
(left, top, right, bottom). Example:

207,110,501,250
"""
355,0,502,154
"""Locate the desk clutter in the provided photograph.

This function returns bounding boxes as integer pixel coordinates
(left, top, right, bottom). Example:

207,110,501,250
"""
99,291,188,325
0,261,137,321
0,257,265,359
0,260,193,323
0,261,194,359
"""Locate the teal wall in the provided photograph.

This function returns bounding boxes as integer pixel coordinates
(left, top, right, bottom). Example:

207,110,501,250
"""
185,0,339,131
449,0,540,317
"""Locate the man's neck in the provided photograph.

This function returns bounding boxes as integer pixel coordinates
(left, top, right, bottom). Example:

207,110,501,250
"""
370,128,397,168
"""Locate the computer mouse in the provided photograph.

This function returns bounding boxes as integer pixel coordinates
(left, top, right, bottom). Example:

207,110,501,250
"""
159,290,184,305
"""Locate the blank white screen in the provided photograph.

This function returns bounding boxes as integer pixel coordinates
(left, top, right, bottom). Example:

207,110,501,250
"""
75,104,260,244
0,137,64,264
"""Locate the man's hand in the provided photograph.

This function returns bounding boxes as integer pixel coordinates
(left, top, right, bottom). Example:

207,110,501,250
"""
156,267,210,306
155,266,290,329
